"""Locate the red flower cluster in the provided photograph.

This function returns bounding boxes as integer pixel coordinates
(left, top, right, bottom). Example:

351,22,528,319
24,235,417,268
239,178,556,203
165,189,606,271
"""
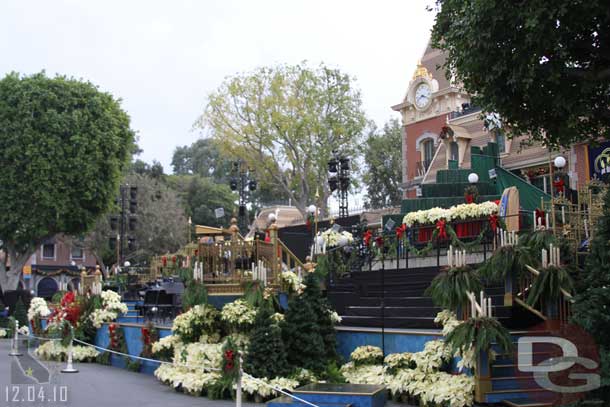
161,256,167,267
141,327,150,346
109,323,119,350
363,230,372,246
61,292,75,307
224,349,235,372
395,224,407,239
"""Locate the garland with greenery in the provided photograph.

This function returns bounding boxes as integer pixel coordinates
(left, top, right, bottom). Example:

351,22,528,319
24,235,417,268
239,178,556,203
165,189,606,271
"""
209,337,240,400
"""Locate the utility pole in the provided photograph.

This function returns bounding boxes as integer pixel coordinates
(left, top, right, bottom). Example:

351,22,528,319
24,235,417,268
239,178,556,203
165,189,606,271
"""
109,185,138,267
229,161,257,232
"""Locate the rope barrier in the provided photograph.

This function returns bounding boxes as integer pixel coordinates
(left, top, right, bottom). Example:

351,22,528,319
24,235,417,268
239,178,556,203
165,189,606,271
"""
72,338,221,372
18,331,319,407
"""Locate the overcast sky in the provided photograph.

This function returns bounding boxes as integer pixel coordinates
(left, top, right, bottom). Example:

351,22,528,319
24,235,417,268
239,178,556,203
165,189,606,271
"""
0,0,435,175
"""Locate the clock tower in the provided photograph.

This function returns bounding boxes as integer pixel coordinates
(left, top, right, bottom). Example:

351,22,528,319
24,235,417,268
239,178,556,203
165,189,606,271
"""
392,42,471,198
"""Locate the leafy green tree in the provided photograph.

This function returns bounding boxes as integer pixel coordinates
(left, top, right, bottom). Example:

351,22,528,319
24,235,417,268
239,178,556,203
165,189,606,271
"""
83,172,188,267
572,190,610,382
199,62,368,218
167,175,236,228
244,308,290,379
0,72,134,291
171,139,232,182
431,0,610,147
363,119,403,208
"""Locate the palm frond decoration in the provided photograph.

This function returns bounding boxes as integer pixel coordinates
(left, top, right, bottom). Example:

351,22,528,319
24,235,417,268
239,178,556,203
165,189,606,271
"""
526,266,574,306
445,316,514,369
519,229,557,258
425,267,482,309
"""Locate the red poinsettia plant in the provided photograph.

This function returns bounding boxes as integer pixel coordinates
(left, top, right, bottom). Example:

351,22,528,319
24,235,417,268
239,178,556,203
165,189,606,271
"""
49,292,81,327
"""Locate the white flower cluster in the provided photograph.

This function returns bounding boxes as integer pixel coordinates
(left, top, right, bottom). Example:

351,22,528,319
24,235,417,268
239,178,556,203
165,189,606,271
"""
35,341,99,362
154,364,221,395
328,310,342,324
0,329,6,338
240,375,300,398
18,326,30,336
280,271,304,293
341,337,473,406
221,300,256,327
434,310,475,371
386,369,475,407
350,345,384,365
172,304,218,341
340,363,386,385
320,229,354,248
89,290,128,328
152,334,179,354
402,201,499,227
28,297,51,321
270,313,285,323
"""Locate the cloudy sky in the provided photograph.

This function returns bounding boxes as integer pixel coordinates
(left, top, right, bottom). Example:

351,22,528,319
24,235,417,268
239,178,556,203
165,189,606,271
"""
0,0,435,173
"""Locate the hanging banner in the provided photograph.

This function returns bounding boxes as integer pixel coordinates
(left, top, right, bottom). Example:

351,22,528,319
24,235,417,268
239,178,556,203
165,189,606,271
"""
588,141,610,182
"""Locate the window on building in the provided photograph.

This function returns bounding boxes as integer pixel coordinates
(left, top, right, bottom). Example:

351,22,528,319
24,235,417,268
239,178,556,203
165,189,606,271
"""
422,139,435,169
42,243,55,259
496,131,506,153
449,141,459,162
71,246,84,260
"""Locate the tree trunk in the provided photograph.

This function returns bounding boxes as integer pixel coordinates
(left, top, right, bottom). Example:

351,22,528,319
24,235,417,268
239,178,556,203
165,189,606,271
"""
0,245,35,293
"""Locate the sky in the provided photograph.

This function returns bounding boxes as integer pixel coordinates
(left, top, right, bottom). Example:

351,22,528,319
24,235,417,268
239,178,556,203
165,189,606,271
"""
0,1,435,172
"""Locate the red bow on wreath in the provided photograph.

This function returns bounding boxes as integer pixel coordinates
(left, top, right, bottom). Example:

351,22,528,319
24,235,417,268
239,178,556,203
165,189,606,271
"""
553,178,565,194
436,219,447,240
363,230,372,246
161,256,167,267
465,194,474,204
489,214,499,232
306,214,314,231
535,208,546,226
395,224,407,239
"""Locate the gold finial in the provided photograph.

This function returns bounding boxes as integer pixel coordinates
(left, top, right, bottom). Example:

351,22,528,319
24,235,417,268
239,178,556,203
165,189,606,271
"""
412,60,432,80
229,217,240,234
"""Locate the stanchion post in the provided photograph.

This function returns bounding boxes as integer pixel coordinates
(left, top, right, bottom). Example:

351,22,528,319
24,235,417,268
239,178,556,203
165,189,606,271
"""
61,325,78,373
9,320,23,356
236,351,243,407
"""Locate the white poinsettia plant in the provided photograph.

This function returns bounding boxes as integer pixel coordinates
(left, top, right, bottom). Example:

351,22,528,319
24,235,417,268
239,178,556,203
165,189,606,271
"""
402,201,499,227
27,297,51,321
350,345,384,366
320,229,354,248
220,299,257,327
89,290,129,328
35,340,99,362
0,328,6,338
280,271,304,293
341,312,476,407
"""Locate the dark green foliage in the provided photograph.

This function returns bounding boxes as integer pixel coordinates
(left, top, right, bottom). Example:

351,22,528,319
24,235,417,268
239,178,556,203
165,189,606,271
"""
244,308,290,379
0,301,8,328
478,243,534,283
51,291,67,304
301,273,338,363
320,361,346,384
573,190,610,359
0,72,135,290
13,298,28,329
526,266,574,306
182,282,208,311
280,273,338,372
431,0,610,147
363,119,403,209
74,295,102,343
445,316,514,370
425,266,482,310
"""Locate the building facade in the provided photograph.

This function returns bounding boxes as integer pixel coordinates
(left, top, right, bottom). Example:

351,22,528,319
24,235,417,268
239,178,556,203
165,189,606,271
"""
392,41,602,199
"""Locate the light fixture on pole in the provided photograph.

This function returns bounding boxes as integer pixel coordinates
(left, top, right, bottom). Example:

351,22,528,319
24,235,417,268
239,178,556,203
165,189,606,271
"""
468,173,479,184
267,212,277,224
554,156,566,169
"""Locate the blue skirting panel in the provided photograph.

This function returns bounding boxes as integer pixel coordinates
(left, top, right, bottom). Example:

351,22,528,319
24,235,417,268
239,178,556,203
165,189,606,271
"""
95,323,172,375
335,328,441,361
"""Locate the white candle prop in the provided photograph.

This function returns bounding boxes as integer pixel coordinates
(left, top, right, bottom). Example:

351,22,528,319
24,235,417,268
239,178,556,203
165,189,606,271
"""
561,206,566,225
542,248,547,269
584,218,589,239
487,298,492,317
480,291,485,315
546,213,550,228
533,211,536,229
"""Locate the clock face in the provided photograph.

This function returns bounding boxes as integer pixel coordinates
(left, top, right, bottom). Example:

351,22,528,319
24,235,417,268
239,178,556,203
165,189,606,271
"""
415,83,432,108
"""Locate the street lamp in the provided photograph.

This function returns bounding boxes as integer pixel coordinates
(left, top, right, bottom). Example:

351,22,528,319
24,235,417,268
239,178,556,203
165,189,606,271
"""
468,173,479,184
554,156,566,169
